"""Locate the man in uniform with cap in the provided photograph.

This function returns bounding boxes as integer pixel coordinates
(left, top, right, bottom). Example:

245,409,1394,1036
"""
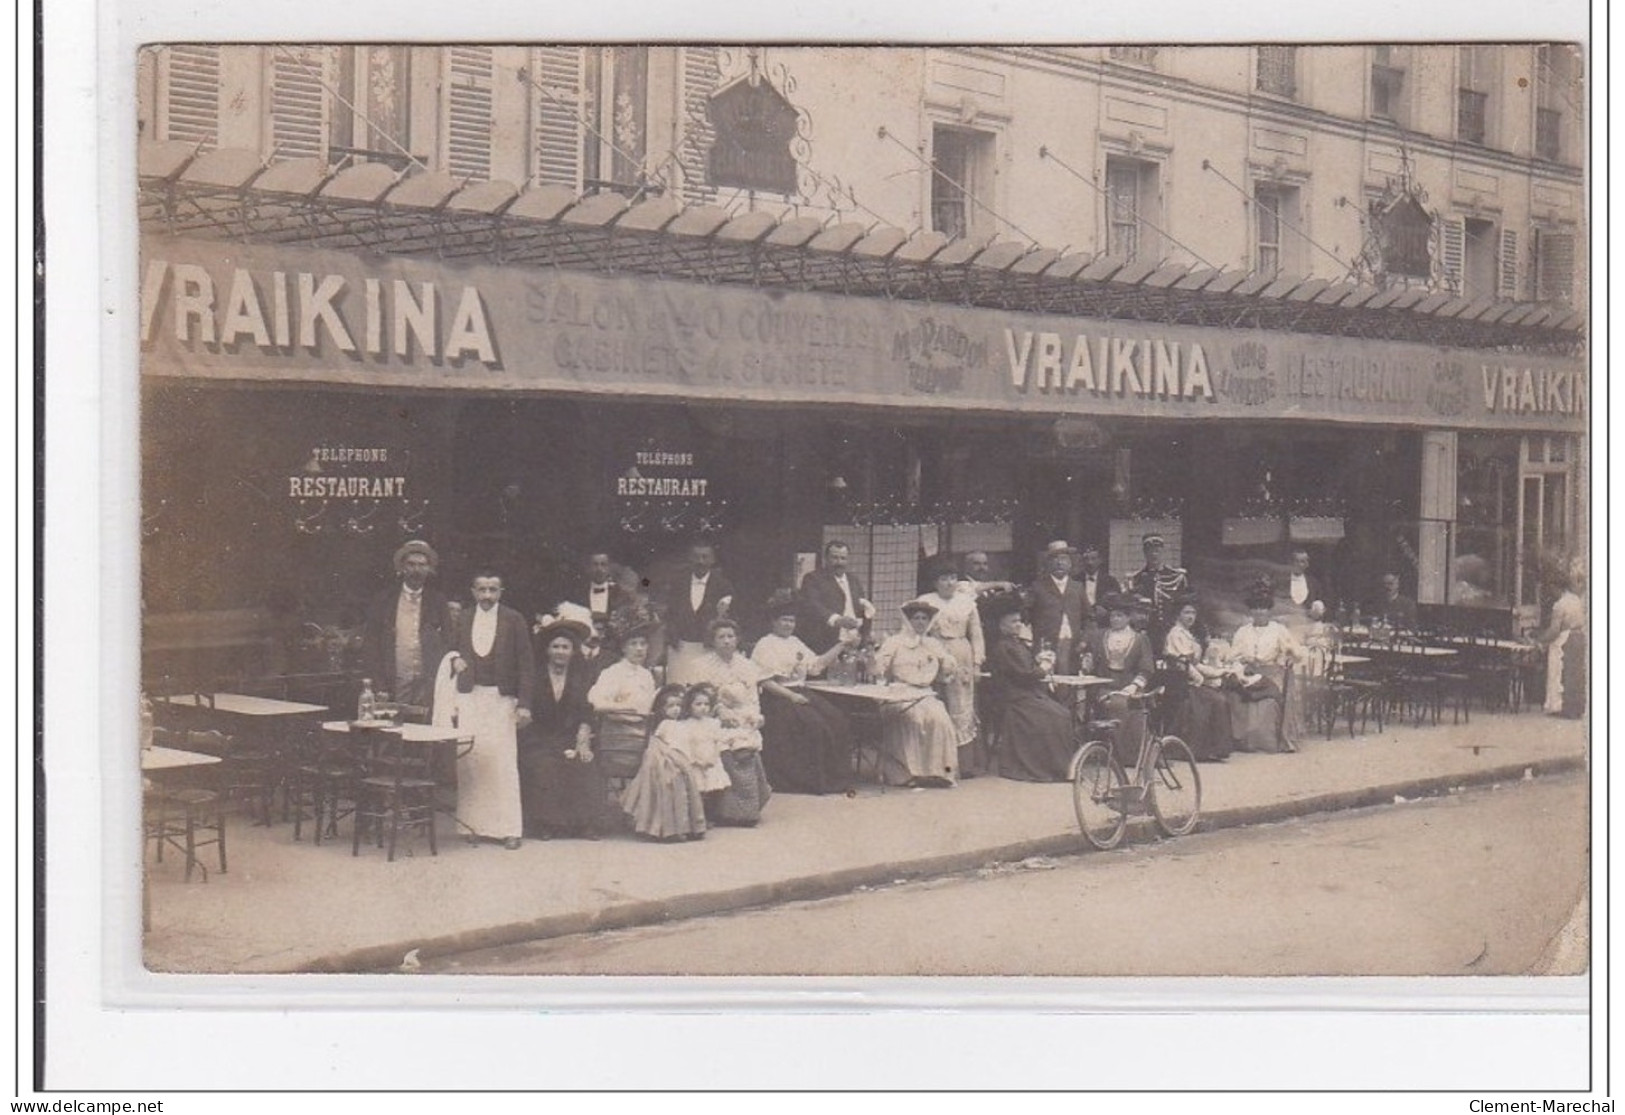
1128,534,1191,655
1027,540,1088,676
362,540,454,718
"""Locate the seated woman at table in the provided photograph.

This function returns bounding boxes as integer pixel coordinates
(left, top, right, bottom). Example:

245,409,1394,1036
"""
521,611,605,840
694,618,777,825
872,600,961,788
586,613,660,783
1161,598,1233,762
621,684,711,842
749,590,853,795
914,557,988,777
1081,595,1158,768
984,593,1075,782
1225,579,1305,754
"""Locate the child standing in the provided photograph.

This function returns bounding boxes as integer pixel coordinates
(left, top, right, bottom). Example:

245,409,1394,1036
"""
620,684,720,842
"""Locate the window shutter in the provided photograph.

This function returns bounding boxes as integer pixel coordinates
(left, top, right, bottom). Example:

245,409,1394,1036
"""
268,46,332,162
443,46,494,181
677,46,721,204
1496,228,1519,299
161,45,221,150
1535,230,1575,304
1439,217,1465,293
530,47,582,188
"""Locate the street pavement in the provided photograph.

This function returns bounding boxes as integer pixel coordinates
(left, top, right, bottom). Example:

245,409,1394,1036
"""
423,772,1589,976
140,710,1588,974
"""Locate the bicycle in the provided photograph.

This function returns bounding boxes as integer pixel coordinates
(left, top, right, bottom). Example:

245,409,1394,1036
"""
1069,687,1202,850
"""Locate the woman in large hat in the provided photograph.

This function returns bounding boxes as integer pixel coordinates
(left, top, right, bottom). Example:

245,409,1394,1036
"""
1225,578,1304,753
870,599,961,787
983,592,1077,781
913,556,988,775
749,589,854,794
1081,593,1158,768
585,603,663,784
692,616,775,824
1160,595,1233,761
522,605,605,839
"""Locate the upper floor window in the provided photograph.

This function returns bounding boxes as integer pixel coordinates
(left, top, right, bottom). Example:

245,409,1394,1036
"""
442,46,495,181
1531,227,1576,305
331,46,416,169
1370,45,1408,123
1535,44,1579,163
1104,155,1159,261
1256,46,1298,98
1108,46,1159,68
583,46,650,194
1456,45,1496,145
930,125,995,240
1253,182,1300,275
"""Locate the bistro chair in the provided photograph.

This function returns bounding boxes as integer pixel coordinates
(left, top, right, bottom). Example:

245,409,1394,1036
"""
285,729,364,845
187,725,280,828
351,729,439,862
144,737,229,883
1316,649,1386,740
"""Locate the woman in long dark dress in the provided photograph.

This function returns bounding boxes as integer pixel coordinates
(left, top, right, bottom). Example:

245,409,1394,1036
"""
749,590,854,794
520,611,606,839
1160,599,1233,761
984,594,1076,782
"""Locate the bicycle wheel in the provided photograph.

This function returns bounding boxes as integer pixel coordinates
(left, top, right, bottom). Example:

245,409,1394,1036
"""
1149,736,1201,837
1071,742,1127,850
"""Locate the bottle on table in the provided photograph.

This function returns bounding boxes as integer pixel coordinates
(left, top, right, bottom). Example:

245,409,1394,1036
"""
356,678,377,722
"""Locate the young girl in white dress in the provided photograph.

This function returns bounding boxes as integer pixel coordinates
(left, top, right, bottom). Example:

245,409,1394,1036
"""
621,684,715,842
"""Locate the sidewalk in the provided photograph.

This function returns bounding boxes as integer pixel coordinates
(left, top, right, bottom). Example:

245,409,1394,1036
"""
141,711,1588,974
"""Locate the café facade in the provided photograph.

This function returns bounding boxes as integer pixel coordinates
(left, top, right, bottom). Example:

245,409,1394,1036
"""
137,142,1587,687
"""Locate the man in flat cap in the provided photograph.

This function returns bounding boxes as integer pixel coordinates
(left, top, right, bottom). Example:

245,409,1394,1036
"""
1027,540,1088,676
362,540,455,718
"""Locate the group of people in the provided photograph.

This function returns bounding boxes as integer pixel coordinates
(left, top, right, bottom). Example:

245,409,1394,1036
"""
356,532,1584,850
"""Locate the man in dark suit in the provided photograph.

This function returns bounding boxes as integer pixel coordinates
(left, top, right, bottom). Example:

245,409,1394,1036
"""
545,551,634,658
662,539,735,684
1028,540,1088,675
1076,544,1120,628
450,570,535,849
1127,534,1191,655
361,540,453,716
1280,548,1328,618
798,539,875,654
1370,571,1419,631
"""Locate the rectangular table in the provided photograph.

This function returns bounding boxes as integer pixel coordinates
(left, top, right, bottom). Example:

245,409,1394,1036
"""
162,693,330,717
321,720,475,837
142,745,223,772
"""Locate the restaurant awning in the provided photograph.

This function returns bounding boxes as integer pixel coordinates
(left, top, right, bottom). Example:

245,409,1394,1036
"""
138,141,1584,357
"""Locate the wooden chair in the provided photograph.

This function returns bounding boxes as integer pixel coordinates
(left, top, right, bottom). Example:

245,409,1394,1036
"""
351,730,439,861
1318,653,1385,739
144,735,228,883
285,730,364,845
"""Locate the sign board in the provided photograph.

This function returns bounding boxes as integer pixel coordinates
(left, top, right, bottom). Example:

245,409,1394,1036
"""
140,235,1586,435
706,77,800,195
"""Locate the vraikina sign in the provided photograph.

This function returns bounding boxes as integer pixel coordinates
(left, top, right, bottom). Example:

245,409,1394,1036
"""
140,235,1585,434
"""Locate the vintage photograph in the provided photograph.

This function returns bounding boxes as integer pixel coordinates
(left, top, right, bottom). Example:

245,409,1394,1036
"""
134,42,1589,978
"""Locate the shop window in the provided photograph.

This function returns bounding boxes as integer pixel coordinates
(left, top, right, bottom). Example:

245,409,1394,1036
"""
1370,45,1408,124
330,46,416,169
1104,155,1158,261
930,125,996,241
1253,182,1300,275
442,46,495,181
159,44,221,150
1454,434,1517,609
1456,45,1496,146
1255,45,1297,99
583,46,650,195
1531,227,1576,304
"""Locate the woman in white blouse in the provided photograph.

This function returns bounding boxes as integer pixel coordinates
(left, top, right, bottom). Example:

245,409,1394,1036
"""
914,559,987,776
586,621,659,781
750,591,854,794
872,600,961,787
1225,581,1304,753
